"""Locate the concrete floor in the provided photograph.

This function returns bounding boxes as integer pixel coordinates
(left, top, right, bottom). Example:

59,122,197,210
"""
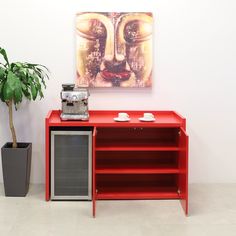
0,184,236,236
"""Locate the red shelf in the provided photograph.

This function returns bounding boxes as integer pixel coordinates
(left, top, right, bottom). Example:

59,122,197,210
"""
96,127,180,151
96,168,180,174
96,186,179,200
96,174,179,199
95,150,178,158
96,146,180,151
96,152,179,174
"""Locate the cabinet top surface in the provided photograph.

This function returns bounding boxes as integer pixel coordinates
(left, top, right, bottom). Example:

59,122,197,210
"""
46,110,186,128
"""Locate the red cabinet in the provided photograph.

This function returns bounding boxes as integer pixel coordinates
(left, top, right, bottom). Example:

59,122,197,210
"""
45,110,188,217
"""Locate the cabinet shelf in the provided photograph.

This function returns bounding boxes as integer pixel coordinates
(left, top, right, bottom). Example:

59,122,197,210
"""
96,186,179,200
96,146,180,151
96,161,179,174
96,173,179,200
96,127,179,152
96,152,179,174
96,168,180,174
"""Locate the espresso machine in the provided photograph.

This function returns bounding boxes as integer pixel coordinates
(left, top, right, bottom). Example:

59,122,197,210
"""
60,84,90,120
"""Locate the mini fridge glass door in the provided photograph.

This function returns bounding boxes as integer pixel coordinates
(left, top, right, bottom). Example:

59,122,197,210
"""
51,131,92,200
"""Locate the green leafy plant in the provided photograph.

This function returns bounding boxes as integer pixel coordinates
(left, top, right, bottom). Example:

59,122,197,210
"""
0,47,49,148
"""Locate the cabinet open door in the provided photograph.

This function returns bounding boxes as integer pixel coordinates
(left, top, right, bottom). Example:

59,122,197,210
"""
92,127,97,217
178,127,189,215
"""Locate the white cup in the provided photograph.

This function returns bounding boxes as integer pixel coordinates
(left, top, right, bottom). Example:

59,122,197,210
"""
143,113,154,120
118,113,129,119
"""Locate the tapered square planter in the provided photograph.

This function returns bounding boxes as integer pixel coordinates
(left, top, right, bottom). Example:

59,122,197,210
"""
1,143,32,197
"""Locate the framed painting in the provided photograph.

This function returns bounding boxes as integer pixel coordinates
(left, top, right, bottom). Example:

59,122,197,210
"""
76,12,153,88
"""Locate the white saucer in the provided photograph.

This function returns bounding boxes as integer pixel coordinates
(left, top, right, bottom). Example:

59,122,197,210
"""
139,117,156,122
114,117,131,122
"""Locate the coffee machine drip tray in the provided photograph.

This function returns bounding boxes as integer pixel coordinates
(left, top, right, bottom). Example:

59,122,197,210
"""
60,113,89,121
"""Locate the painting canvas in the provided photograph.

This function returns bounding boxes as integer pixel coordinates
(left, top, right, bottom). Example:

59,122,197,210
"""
76,12,153,88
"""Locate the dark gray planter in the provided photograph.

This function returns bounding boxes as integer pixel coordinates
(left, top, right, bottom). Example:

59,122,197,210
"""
1,143,32,197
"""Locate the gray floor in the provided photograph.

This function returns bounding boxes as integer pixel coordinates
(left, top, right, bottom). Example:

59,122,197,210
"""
0,184,236,236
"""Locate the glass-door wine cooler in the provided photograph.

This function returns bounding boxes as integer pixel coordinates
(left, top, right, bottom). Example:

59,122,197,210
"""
51,130,92,200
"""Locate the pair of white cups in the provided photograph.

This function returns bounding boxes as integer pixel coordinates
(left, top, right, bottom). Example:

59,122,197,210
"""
118,113,154,120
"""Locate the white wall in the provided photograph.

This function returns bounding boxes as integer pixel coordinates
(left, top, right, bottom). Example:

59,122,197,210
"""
0,0,236,183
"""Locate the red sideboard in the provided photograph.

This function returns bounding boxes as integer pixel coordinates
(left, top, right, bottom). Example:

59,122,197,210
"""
45,110,188,217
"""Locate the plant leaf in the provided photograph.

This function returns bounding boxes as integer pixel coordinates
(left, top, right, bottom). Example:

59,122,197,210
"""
0,67,6,80
30,81,37,100
14,86,23,103
22,88,31,100
3,71,22,103
0,80,5,101
0,47,10,66
21,83,26,90
6,71,21,90
3,81,13,101
34,69,46,89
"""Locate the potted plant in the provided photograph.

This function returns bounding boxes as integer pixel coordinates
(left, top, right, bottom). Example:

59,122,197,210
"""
0,47,49,196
